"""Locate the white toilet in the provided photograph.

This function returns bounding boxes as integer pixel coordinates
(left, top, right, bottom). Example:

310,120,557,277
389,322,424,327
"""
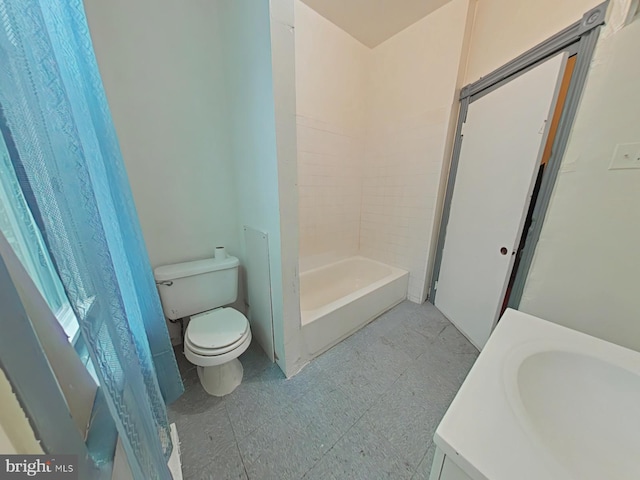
154,255,251,397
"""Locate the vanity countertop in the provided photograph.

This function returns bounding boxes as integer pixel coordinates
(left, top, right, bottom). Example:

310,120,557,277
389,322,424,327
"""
434,308,640,480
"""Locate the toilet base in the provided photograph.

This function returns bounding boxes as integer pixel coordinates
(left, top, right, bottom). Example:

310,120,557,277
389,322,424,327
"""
197,358,244,397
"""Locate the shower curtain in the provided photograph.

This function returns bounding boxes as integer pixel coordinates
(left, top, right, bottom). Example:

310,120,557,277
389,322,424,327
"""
0,0,183,478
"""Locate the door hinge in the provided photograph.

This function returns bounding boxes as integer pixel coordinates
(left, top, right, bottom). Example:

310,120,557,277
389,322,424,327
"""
434,280,438,291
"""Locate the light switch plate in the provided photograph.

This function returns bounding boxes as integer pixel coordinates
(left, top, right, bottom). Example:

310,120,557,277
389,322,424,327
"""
610,143,640,170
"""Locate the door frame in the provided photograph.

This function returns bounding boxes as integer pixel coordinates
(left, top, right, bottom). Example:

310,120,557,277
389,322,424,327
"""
429,2,608,307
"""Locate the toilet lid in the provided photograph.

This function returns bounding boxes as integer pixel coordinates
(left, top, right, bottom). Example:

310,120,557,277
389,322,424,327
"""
187,308,249,350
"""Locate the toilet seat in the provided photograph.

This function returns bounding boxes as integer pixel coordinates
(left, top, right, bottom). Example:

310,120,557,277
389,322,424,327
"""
185,328,250,356
185,307,250,357
184,327,252,368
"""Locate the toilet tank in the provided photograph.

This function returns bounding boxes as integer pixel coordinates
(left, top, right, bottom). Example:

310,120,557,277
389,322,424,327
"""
153,256,239,320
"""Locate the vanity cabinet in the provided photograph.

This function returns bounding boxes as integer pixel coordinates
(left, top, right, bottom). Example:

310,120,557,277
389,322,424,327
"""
429,447,474,480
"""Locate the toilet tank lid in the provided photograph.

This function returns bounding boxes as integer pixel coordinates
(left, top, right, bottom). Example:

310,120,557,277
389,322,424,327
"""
154,256,239,282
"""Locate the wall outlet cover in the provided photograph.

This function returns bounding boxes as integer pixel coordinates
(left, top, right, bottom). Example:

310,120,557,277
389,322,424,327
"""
609,143,640,170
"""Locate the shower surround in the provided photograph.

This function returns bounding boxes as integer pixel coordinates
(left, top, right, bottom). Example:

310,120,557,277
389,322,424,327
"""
295,0,472,303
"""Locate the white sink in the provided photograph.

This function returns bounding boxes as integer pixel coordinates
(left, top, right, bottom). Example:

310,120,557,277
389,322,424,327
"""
434,309,640,480
514,350,640,479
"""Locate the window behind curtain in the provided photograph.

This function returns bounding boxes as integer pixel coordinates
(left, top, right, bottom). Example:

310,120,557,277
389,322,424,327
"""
0,120,79,342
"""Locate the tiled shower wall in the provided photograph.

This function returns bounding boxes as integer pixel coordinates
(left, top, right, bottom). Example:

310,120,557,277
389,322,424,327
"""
297,117,364,272
359,0,471,302
294,0,368,272
295,0,472,302
360,110,449,302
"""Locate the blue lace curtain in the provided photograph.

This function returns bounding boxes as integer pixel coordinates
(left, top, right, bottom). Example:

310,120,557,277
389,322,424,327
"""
0,0,183,478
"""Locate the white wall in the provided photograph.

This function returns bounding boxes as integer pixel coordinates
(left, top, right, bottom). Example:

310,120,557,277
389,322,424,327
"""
84,0,243,343
464,0,602,84
84,0,240,270
270,0,304,375
295,1,369,271
218,0,299,372
362,0,473,302
520,14,640,352
85,0,298,366
295,1,369,133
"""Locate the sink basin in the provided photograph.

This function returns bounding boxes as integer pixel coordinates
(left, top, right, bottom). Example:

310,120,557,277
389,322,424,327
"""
515,350,640,479
434,309,640,480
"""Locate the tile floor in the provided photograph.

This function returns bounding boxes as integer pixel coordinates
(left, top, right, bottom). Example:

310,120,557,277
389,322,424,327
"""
168,300,479,480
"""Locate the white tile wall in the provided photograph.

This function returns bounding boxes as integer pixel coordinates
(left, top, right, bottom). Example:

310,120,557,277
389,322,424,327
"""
295,0,471,303
297,107,450,303
297,115,364,271
360,109,449,302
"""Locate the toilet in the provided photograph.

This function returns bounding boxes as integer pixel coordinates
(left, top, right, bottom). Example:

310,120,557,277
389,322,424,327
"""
154,255,251,397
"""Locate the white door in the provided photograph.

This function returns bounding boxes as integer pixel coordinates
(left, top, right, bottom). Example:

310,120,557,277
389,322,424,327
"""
434,54,566,349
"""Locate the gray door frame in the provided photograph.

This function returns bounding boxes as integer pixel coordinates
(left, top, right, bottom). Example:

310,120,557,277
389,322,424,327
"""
429,2,608,307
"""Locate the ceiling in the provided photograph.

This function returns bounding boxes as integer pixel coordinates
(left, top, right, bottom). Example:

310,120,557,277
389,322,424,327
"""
300,0,453,48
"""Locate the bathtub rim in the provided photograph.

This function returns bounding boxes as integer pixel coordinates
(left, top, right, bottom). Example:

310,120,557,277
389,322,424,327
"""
299,255,408,326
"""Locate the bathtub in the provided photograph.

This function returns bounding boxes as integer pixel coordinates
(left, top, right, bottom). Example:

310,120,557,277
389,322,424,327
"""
300,256,409,356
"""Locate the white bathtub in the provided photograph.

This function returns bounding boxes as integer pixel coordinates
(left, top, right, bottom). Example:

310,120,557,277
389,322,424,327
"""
300,256,409,356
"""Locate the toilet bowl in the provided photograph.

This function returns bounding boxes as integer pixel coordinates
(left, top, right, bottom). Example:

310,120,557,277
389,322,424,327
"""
183,307,251,396
154,254,251,397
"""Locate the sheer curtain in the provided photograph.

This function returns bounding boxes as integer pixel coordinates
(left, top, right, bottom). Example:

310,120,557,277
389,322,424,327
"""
0,125,81,339
0,0,183,478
